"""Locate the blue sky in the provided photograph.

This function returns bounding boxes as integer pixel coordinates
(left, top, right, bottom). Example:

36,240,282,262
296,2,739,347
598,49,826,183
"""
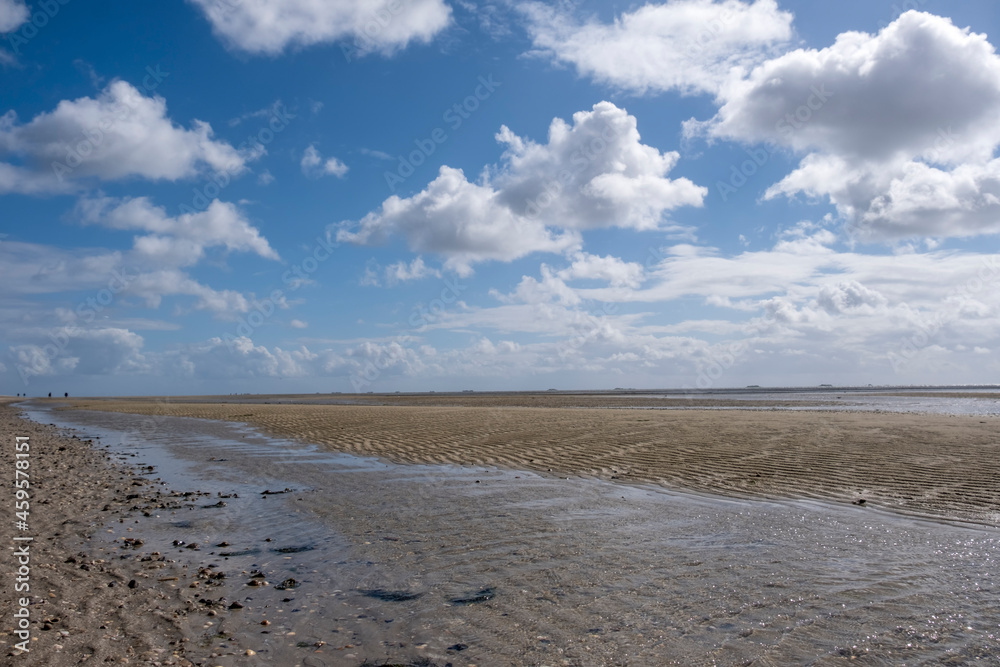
2,0,1000,395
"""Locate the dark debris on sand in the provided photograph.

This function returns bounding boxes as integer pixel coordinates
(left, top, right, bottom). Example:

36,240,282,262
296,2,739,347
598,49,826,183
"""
360,588,424,602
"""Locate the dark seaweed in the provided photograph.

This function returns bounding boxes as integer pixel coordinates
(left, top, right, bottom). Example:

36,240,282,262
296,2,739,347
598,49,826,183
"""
360,589,423,602
271,544,314,554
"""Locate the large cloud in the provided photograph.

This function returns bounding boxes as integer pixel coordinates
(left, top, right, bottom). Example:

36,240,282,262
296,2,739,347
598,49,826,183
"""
337,102,706,273
688,11,1000,240
189,0,452,56
521,0,793,96
695,11,1000,161
0,81,249,194
340,165,582,275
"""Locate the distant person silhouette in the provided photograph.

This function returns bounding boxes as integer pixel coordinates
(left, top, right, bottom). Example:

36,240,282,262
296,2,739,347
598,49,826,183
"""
48,392,51,398
64,392,69,398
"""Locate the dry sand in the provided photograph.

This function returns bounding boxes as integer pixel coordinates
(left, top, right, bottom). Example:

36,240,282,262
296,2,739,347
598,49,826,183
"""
64,395,1000,525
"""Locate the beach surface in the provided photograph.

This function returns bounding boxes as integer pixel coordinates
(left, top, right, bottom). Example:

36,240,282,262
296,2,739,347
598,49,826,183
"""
3,392,1000,665
63,393,1000,524
0,400,193,664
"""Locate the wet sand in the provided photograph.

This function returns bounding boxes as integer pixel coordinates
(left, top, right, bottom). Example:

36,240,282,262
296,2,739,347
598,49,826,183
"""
0,401,193,664
7,399,1000,665
64,395,1000,525
5,394,1000,665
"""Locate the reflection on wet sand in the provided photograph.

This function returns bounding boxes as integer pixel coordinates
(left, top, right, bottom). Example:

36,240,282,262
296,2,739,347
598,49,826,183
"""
35,404,1000,666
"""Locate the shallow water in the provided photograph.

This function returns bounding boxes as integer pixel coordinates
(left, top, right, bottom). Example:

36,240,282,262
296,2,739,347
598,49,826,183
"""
29,405,1000,666
638,388,1000,416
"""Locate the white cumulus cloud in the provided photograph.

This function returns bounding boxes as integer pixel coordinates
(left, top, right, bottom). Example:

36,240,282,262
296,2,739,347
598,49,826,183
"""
688,11,1000,240
189,0,452,56
521,0,793,96
337,101,706,274
0,80,250,194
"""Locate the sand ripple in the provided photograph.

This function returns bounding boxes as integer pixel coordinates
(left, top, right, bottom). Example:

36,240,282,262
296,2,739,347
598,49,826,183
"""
65,398,1000,525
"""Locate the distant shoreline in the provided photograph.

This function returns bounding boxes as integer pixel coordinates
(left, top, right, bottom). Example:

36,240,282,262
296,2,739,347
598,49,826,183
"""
10,384,1000,402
